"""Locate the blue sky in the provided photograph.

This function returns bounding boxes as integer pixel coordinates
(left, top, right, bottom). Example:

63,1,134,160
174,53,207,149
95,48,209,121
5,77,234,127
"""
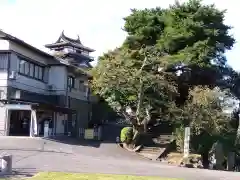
0,0,239,70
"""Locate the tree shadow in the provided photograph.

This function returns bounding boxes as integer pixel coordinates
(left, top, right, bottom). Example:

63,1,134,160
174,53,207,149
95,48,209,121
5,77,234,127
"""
42,136,103,148
39,97,122,149
43,122,126,148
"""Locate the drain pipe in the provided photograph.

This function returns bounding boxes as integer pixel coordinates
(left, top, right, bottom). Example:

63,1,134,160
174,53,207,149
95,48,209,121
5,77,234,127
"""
86,85,90,124
65,80,70,136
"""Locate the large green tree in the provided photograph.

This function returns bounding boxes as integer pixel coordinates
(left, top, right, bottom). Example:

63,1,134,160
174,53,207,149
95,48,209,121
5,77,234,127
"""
91,0,236,147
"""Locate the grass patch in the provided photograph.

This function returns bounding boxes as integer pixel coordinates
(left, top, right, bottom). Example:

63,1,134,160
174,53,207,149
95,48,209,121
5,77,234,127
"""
30,172,180,180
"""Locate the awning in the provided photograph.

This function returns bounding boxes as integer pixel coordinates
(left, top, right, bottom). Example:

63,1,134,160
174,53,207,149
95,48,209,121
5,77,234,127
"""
5,104,32,110
32,103,76,114
5,99,75,114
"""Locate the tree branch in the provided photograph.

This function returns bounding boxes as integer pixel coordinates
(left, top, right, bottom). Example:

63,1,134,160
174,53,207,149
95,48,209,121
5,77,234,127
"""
136,56,148,124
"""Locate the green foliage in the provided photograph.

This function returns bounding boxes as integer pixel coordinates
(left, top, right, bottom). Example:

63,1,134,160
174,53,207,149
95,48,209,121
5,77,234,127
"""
91,0,237,148
91,47,177,123
177,87,235,153
124,0,234,67
173,125,185,152
120,127,133,143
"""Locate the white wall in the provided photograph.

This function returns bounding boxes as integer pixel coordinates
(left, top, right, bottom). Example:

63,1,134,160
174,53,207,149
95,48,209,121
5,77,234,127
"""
0,40,10,50
7,42,68,95
55,112,66,134
9,42,48,65
0,105,6,136
67,71,89,101
0,53,9,100
8,53,47,94
0,72,9,99
48,66,67,95
0,39,92,102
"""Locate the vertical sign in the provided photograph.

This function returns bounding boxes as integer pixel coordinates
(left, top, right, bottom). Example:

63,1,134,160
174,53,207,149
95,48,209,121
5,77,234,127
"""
44,121,49,137
183,127,190,158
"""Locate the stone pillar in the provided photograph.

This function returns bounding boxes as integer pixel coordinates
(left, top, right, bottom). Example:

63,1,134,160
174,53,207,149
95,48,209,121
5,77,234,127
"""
227,152,235,171
183,127,190,158
215,142,224,170
1,154,12,174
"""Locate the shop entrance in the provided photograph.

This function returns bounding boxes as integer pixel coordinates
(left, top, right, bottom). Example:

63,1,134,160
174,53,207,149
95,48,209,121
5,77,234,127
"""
9,110,31,136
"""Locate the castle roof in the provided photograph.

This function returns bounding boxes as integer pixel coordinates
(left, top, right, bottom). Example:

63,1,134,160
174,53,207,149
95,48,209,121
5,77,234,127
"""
45,31,95,52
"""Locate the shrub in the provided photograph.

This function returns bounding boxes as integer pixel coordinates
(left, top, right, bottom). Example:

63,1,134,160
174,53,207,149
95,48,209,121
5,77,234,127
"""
120,127,133,144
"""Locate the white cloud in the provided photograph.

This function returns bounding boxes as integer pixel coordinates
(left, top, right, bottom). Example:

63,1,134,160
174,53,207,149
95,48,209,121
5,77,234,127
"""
0,0,239,69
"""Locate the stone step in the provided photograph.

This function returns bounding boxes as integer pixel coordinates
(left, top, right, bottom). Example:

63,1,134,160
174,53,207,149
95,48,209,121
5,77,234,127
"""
140,147,162,152
138,152,157,160
138,147,167,160
138,145,167,160
148,134,172,138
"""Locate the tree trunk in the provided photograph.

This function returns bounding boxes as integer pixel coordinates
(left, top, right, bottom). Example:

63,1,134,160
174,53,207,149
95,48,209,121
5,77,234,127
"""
228,113,240,171
136,79,144,125
132,125,143,147
235,114,240,145
227,152,235,171
136,56,148,124
143,120,147,133
201,151,209,169
124,55,149,147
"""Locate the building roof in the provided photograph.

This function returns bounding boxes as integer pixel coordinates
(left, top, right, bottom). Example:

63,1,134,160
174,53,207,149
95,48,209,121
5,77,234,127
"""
45,31,95,52
0,30,93,78
0,30,53,59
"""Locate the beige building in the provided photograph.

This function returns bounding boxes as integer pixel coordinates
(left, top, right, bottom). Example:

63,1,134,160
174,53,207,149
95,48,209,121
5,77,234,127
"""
0,30,97,137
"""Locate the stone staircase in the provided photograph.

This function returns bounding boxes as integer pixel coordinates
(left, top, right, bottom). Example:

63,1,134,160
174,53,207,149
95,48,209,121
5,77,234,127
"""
137,134,174,160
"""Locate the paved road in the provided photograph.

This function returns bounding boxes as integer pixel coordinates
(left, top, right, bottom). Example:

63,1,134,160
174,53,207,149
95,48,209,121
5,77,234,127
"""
0,137,240,180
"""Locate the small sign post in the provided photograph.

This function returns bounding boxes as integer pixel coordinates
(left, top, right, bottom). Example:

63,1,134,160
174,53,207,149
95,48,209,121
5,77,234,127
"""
183,127,190,158
44,121,49,137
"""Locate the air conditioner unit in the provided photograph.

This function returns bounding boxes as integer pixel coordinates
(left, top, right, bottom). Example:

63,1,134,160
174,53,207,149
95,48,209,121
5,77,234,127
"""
9,71,17,80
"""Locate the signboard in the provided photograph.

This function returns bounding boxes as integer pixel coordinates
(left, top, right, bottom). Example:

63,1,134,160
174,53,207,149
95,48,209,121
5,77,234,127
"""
5,104,31,110
84,129,94,140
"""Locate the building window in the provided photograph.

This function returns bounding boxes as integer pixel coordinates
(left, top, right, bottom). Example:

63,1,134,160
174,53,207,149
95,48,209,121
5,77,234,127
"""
29,63,34,77
68,76,75,88
79,80,87,92
0,54,8,70
24,61,29,75
18,57,44,81
34,65,39,79
19,59,26,74
39,67,43,80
